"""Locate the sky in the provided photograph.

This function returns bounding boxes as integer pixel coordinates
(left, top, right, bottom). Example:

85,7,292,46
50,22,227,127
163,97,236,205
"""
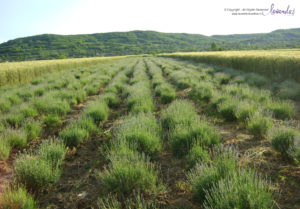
0,0,299,43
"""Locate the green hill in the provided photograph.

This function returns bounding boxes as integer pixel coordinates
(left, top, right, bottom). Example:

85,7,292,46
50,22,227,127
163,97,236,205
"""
1,29,300,61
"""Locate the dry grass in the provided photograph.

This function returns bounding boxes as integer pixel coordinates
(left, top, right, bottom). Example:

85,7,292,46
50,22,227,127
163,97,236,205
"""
0,56,124,87
163,49,300,82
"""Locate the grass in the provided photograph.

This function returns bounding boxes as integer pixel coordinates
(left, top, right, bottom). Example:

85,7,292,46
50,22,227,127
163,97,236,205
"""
115,113,162,156
271,127,300,160
165,50,300,83
218,98,239,121
189,82,214,102
42,114,62,128
101,92,121,108
38,139,66,168
14,154,61,191
0,138,11,160
246,111,273,138
3,128,28,148
84,100,109,124
0,56,121,87
234,101,256,122
24,120,42,140
100,150,160,195
34,97,71,115
170,120,220,157
186,146,210,169
276,80,300,101
187,146,238,203
0,187,37,209
265,100,295,120
204,169,274,209
161,100,198,130
59,125,89,147
14,139,66,192
155,83,176,104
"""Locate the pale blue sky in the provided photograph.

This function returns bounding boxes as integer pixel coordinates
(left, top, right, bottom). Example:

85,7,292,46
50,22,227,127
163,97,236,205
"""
0,0,299,43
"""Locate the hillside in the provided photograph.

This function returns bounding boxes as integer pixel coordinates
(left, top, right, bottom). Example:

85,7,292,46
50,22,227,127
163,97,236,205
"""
1,29,300,61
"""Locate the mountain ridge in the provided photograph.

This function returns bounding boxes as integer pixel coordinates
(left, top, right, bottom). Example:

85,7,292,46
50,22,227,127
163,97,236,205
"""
1,28,300,61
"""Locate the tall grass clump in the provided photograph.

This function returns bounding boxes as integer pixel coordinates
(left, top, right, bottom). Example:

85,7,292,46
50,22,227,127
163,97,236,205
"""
187,146,238,203
155,83,176,104
161,100,198,130
0,138,11,160
186,146,210,168
246,111,273,138
217,98,239,121
33,96,71,115
265,100,295,120
276,80,300,101
14,139,66,191
170,119,220,157
38,139,66,168
234,101,256,122
84,100,109,124
204,169,274,209
101,92,121,108
14,154,61,191
2,128,28,148
59,125,89,147
0,187,37,209
271,127,300,160
189,82,214,102
99,149,160,195
115,113,162,156
24,120,42,140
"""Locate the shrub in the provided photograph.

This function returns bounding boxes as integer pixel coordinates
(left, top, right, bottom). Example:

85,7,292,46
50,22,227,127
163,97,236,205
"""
266,100,295,120
100,152,159,195
115,113,162,156
59,126,89,147
246,112,273,138
187,163,220,203
34,97,71,115
101,92,120,108
16,90,34,101
155,84,176,104
3,113,25,128
187,146,238,203
84,101,109,124
210,91,230,109
8,95,22,105
276,80,300,101
75,116,98,133
186,146,210,168
85,85,99,95
204,169,274,209
170,120,220,157
234,101,256,122
19,104,39,118
218,98,239,121
189,83,213,102
214,72,230,84
42,114,62,128
4,128,28,148
0,138,11,160
0,187,37,209
14,154,61,191
245,73,268,87
24,120,42,140
161,100,198,130
38,139,66,168
0,100,11,113
271,128,300,160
